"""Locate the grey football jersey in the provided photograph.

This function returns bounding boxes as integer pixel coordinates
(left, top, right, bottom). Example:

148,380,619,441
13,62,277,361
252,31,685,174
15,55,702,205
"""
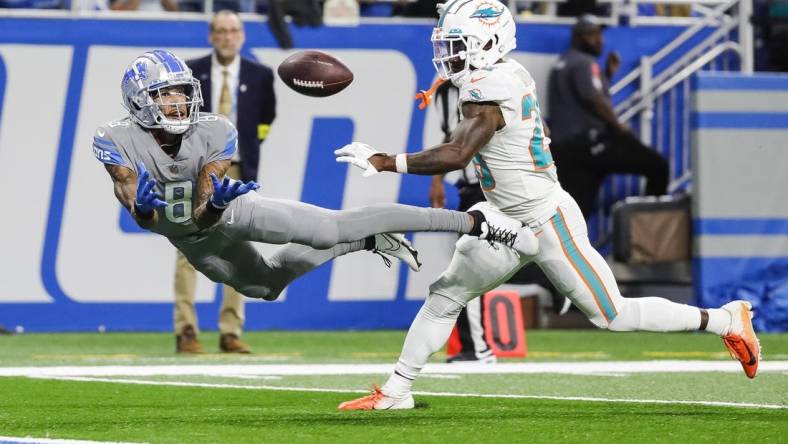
92,113,238,239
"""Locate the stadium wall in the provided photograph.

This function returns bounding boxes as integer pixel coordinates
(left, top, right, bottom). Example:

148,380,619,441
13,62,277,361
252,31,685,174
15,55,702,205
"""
0,17,702,331
692,72,788,332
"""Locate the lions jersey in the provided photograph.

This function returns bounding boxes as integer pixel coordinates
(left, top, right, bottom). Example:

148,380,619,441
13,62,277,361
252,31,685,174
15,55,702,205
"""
458,58,561,226
92,113,238,239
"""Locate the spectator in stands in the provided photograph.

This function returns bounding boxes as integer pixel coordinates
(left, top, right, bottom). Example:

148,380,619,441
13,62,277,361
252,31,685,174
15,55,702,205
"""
172,10,276,353
392,0,441,17
655,3,692,17
548,14,669,218
178,0,257,12
557,0,605,17
0,0,60,8
267,0,322,49
67,0,109,9
768,0,788,71
109,0,177,10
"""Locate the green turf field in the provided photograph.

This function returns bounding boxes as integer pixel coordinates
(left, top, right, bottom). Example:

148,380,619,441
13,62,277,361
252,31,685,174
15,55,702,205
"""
1,330,786,443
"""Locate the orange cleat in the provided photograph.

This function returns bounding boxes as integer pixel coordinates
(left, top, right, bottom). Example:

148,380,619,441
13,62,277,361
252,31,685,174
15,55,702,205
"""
721,301,761,379
338,384,414,411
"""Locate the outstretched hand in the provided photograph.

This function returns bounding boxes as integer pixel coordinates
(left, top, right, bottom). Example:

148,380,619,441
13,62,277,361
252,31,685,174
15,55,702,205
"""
209,173,260,209
134,161,167,215
334,142,385,177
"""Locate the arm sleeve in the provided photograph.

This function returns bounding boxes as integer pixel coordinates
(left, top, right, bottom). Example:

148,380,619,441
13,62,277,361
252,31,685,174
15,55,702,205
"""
91,125,129,167
571,58,605,102
206,116,238,164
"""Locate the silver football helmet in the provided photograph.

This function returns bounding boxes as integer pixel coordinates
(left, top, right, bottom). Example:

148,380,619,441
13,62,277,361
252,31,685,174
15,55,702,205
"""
120,49,202,135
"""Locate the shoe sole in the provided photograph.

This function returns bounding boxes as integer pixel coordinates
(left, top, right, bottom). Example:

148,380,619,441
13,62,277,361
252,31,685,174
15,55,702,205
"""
401,242,422,271
381,397,415,410
338,394,415,411
381,234,422,272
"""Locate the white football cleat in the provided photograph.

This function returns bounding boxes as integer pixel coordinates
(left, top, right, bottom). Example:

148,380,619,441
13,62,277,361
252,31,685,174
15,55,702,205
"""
338,385,415,410
372,233,422,272
472,206,539,256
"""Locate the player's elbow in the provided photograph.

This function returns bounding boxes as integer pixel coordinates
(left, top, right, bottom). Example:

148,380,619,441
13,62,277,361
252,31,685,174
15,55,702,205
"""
442,158,464,172
452,149,476,171
439,145,471,171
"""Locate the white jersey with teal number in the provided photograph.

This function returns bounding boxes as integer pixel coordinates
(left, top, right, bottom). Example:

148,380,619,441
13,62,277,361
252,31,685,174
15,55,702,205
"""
458,58,562,226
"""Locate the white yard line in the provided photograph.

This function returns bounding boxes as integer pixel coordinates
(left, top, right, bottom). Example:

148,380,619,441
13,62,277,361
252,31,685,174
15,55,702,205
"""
28,375,788,410
0,436,144,444
2,360,788,377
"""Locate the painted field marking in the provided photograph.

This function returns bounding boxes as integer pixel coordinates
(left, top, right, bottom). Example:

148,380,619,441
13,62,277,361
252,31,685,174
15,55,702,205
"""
3,360,788,377
27,375,788,410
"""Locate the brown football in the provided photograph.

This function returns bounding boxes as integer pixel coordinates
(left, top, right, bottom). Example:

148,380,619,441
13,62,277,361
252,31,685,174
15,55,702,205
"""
277,50,354,97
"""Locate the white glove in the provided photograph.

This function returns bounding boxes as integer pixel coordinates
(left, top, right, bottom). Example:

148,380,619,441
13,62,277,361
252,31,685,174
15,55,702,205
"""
334,142,385,177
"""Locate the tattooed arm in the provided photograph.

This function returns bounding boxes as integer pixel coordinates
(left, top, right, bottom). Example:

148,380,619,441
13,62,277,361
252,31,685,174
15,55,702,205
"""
192,159,231,230
104,164,158,230
369,102,505,175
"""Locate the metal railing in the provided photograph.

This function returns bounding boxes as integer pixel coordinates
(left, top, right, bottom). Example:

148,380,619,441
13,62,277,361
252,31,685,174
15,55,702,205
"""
585,0,751,246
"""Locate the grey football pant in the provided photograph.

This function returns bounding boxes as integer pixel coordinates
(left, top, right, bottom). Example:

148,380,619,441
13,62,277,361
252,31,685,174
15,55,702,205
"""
171,193,473,300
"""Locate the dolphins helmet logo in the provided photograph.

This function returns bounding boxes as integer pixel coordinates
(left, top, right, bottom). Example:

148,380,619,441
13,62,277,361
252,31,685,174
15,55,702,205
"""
469,2,504,26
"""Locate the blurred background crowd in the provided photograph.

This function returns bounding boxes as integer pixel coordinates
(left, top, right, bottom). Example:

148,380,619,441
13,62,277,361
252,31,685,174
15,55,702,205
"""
0,0,784,71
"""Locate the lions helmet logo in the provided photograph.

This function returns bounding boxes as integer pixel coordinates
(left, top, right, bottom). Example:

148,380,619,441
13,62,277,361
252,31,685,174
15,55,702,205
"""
134,61,148,80
469,2,504,26
122,61,149,87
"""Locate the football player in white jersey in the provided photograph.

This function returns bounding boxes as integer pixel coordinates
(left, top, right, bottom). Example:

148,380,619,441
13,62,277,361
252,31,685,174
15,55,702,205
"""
335,0,760,410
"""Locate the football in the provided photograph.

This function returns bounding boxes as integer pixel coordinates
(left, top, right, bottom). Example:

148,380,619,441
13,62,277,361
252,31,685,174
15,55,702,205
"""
277,50,354,97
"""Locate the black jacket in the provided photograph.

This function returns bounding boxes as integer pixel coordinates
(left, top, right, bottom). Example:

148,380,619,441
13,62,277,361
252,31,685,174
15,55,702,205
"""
187,55,276,183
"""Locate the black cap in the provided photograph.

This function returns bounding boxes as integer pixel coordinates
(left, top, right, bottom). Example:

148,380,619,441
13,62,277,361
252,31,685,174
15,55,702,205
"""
572,14,604,34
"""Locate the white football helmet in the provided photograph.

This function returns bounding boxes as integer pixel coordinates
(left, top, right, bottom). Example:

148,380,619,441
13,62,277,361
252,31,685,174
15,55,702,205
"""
120,49,203,135
432,0,516,85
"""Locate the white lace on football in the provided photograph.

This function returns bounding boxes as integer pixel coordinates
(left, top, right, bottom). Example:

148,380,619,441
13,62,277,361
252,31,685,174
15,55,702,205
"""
293,79,325,89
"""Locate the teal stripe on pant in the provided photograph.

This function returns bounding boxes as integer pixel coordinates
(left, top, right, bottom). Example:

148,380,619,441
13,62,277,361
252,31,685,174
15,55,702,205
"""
552,212,617,322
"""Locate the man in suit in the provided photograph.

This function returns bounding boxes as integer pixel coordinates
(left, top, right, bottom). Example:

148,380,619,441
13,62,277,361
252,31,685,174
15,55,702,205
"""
174,9,276,353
